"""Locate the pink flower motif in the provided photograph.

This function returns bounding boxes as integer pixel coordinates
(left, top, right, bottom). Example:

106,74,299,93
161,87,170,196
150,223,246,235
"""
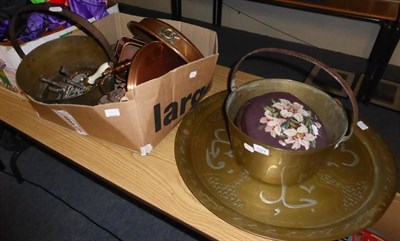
283,124,316,150
273,99,310,122
258,97,322,150
259,109,274,124
260,110,285,138
278,140,287,147
266,118,285,138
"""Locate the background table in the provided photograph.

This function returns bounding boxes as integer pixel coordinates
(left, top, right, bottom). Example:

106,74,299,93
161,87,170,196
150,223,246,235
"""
172,0,400,104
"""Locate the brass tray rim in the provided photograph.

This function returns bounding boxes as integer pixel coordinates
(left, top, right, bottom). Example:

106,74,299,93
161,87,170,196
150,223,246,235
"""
174,90,398,241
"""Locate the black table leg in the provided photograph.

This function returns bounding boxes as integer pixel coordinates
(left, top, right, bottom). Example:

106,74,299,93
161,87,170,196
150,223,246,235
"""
0,127,30,183
9,140,30,184
0,126,3,170
361,21,400,103
171,0,182,20
357,20,396,102
213,0,223,26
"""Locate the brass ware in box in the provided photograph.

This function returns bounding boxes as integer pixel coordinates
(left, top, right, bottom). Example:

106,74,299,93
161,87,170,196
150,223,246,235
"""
9,4,115,106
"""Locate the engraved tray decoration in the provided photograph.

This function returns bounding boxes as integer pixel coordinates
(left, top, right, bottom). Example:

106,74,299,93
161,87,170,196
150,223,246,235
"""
174,91,398,241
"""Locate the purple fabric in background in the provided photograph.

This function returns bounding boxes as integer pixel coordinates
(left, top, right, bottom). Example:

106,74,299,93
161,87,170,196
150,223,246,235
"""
0,0,109,43
20,12,67,41
68,0,109,20
0,20,8,40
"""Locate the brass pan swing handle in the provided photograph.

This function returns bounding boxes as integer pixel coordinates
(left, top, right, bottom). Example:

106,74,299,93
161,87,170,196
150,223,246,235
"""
8,3,116,63
229,47,359,144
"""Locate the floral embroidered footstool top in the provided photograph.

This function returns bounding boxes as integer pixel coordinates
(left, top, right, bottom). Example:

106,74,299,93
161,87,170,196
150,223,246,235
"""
235,92,328,151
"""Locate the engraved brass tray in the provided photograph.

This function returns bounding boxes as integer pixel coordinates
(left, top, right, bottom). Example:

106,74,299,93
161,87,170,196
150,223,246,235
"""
175,91,398,241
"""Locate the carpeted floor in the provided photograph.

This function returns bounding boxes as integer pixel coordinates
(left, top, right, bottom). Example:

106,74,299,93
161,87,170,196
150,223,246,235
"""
0,4,399,241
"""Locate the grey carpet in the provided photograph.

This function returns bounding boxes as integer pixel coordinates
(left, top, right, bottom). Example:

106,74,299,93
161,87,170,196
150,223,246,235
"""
0,134,201,241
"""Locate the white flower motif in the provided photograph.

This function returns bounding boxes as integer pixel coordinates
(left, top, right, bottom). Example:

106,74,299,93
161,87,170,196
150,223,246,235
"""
260,110,285,138
311,124,319,136
268,118,285,137
272,98,291,110
258,97,322,150
259,109,274,123
283,124,316,150
273,99,310,122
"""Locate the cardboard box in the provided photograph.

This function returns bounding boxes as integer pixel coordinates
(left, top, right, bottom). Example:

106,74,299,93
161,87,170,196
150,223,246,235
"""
0,1,119,70
26,12,219,155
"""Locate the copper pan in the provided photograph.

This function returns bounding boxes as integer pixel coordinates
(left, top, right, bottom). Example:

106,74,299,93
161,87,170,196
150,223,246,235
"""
127,18,203,63
126,41,185,91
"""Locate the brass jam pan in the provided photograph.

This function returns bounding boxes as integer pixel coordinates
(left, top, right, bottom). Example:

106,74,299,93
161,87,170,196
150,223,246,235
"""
127,17,204,63
16,36,113,105
174,91,398,241
9,3,115,105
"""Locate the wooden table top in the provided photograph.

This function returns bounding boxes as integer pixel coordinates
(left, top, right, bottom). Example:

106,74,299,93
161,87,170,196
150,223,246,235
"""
249,0,400,21
1,64,397,240
0,65,270,240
